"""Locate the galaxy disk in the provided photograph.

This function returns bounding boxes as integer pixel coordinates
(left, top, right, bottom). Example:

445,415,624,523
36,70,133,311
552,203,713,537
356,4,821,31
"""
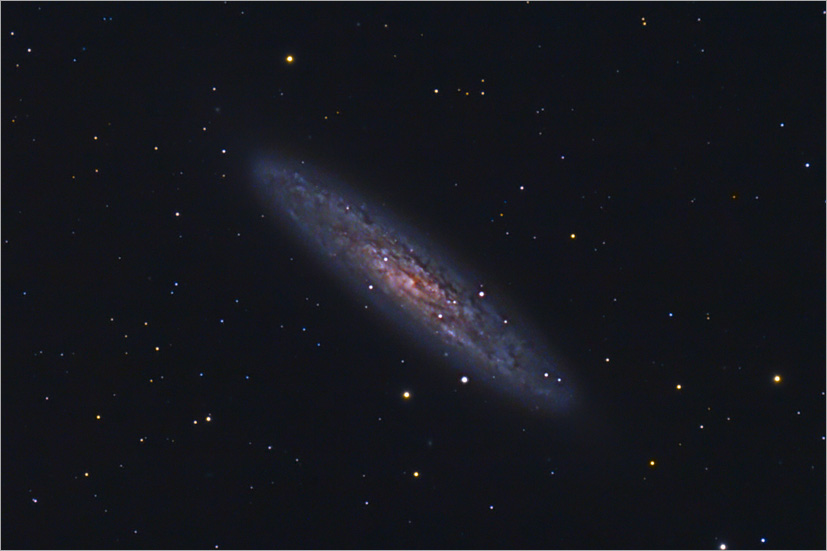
253,157,575,413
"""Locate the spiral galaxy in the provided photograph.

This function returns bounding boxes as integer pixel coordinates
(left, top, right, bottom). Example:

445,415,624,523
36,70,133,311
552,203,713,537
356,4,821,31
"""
253,158,575,413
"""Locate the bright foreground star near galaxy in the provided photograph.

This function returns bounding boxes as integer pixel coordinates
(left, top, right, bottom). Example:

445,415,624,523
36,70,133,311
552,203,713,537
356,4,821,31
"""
253,157,576,414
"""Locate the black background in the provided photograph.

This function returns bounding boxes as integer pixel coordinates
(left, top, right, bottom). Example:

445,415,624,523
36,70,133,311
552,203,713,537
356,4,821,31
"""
3,3,825,549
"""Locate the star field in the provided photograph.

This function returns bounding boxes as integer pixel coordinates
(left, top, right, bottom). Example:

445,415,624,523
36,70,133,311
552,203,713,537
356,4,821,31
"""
2,3,824,549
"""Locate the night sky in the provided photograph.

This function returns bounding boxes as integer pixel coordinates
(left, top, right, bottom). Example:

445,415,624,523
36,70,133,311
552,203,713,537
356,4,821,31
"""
3,3,825,550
